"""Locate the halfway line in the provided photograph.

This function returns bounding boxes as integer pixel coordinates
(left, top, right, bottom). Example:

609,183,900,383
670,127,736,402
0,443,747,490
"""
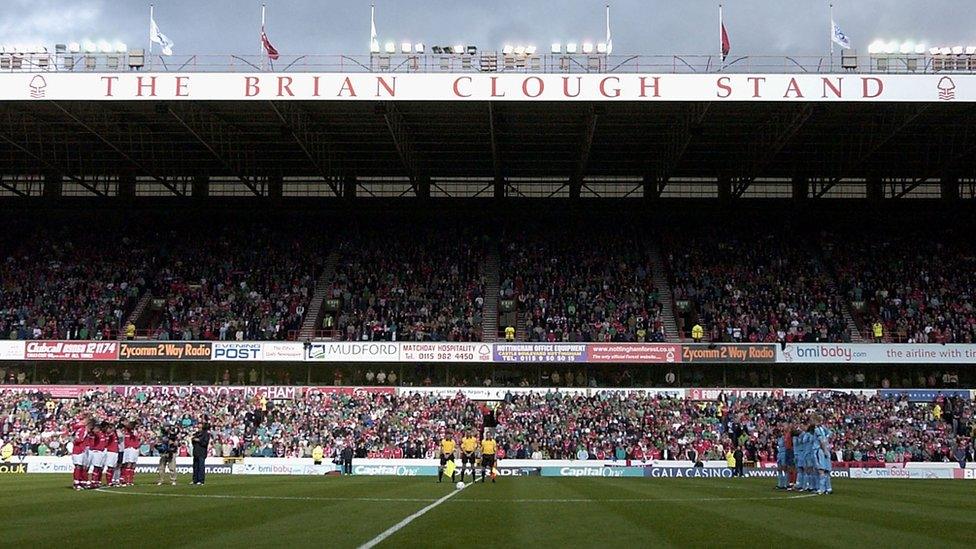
358,482,472,549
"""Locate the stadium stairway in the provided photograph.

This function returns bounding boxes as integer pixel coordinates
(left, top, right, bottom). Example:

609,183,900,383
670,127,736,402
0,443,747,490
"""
125,292,153,330
481,245,500,342
647,244,680,342
811,255,865,343
298,249,341,341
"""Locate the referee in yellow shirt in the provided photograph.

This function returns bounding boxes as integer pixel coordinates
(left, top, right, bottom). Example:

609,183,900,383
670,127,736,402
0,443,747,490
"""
480,430,497,483
438,432,457,484
459,429,479,482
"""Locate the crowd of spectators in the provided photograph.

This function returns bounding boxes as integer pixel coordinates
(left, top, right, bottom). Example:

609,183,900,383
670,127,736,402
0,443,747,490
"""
501,227,666,342
2,388,970,465
0,220,322,342
667,228,850,343
0,227,151,341
330,228,486,342
146,227,321,341
828,231,976,344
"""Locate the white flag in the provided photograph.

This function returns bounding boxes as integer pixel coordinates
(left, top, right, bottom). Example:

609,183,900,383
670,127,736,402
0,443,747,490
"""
150,17,174,55
831,20,851,50
605,5,613,55
370,5,379,52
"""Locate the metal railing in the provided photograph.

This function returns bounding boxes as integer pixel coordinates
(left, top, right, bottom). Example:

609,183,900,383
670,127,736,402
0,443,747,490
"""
3,51,976,74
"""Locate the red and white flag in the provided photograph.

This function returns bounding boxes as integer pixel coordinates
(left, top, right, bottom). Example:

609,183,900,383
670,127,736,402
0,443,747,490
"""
261,26,279,60
720,22,730,60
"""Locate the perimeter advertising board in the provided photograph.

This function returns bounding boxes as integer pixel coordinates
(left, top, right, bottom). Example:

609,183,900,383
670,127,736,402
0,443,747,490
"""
780,343,976,364
24,341,118,361
119,341,212,360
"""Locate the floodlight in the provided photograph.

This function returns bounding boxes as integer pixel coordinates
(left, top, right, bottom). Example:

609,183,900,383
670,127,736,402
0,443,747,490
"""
899,42,913,54
967,46,976,55
883,41,897,54
466,45,477,54
551,43,561,54
514,45,525,55
867,41,883,54
414,43,425,53
384,41,396,53
454,44,464,54
940,47,953,55
566,42,578,54
582,42,594,54
914,44,926,54
597,42,607,54
83,41,97,53
952,46,964,55
115,42,127,53
431,45,443,54
400,42,412,53
502,44,514,55
929,47,940,55
98,40,112,53
525,45,536,55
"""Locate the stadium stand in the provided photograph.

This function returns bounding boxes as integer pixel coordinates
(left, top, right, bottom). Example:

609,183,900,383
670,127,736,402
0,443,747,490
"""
827,230,976,344
144,226,322,341
0,226,151,341
665,226,852,343
500,226,666,342
0,389,970,463
327,226,487,341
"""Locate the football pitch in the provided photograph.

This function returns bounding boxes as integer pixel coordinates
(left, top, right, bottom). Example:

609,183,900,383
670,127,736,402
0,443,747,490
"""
4,475,975,548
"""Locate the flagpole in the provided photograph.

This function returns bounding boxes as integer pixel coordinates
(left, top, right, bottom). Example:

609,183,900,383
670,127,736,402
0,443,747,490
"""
148,3,154,71
605,4,611,56
261,3,267,71
718,4,723,70
371,3,376,55
829,2,834,71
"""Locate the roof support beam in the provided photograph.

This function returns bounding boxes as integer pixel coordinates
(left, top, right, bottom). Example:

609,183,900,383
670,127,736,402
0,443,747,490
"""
379,103,422,194
0,175,27,197
50,102,183,196
570,107,600,199
268,101,341,197
165,103,262,196
488,102,505,198
740,104,815,183
659,103,710,183
0,113,105,196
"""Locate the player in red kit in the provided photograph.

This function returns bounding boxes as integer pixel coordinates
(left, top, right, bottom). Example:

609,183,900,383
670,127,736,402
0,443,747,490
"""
71,416,93,490
104,423,121,487
88,423,109,489
121,421,141,486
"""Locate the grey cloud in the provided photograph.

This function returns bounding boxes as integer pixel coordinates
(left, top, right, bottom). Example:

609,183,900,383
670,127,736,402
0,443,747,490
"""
1,0,974,58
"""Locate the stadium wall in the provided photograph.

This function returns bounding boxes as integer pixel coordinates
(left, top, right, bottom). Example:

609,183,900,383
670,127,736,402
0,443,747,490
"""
3,341,976,365
9,456,975,479
0,385,970,402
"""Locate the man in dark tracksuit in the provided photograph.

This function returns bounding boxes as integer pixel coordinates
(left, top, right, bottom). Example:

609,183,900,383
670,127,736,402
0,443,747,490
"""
340,444,354,474
191,423,211,485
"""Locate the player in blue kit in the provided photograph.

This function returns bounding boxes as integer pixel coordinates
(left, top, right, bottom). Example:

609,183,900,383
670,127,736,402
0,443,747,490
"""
792,424,807,491
775,422,792,490
814,415,833,495
799,423,818,491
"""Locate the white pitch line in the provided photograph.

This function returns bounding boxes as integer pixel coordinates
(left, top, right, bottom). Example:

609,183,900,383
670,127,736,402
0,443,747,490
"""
357,482,472,549
95,487,818,505
94,488,437,503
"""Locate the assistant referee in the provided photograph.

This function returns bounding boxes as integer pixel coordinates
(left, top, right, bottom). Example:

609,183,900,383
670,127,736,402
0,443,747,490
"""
460,429,478,482
480,431,497,483
437,433,457,484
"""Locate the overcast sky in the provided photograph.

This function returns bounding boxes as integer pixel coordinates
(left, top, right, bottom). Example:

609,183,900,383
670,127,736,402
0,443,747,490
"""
1,0,973,57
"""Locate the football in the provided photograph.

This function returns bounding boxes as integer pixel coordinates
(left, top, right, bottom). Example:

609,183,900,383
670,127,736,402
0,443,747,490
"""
456,482,465,490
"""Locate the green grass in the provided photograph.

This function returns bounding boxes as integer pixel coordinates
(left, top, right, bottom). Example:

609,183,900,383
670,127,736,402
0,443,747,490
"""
4,475,975,548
